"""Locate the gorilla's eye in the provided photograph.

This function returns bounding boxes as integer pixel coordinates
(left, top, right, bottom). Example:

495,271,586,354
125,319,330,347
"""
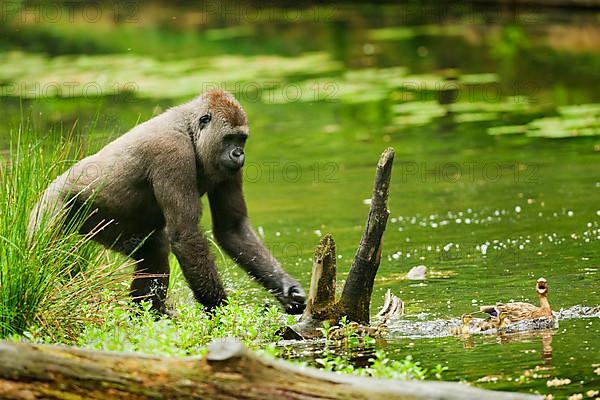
199,114,212,129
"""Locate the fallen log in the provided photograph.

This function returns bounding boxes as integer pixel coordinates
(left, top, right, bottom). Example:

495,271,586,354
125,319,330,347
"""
0,338,540,400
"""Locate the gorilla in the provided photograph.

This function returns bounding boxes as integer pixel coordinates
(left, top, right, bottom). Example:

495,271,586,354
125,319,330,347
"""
30,90,306,315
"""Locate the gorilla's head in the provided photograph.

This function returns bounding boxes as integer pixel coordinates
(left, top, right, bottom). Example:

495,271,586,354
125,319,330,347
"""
187,90,249,181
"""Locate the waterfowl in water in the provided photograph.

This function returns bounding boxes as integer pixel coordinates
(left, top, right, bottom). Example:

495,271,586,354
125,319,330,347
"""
478,311,510,331
479,277,552,322
450,314,473,335
376,289,404,321
328,322,387,340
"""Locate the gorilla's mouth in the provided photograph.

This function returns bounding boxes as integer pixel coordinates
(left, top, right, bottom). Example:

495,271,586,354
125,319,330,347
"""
220,157,244,172
221,161,243,172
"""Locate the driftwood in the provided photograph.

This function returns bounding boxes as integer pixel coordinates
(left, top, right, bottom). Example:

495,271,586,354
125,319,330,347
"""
0,338,540,400
287,148,395,338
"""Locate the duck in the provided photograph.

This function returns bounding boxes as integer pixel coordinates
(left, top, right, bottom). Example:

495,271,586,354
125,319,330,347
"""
450,314,473,335
478,311,510,331
328,322,387,340
479,277,552,322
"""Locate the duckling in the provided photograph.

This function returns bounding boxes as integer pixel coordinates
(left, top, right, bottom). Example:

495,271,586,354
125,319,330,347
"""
328,322,353,340
450,314,473,335
479,311,510,331
479,277,552,322
328,322,386,340
358,323,387,338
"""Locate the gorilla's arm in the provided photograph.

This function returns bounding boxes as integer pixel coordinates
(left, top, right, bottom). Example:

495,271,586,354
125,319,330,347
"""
151,142,227,311
208,173,305,314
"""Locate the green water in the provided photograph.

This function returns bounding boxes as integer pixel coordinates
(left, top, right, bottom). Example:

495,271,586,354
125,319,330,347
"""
1,2,599,398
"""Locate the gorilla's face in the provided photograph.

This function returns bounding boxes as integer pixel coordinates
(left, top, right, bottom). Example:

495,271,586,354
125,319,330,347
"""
194,111,249,178
219,131,247,172
190,91,249,181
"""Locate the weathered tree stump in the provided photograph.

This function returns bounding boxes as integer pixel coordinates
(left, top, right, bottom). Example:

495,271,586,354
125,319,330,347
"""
287,148,396,338
0,338,540,400
342,147,395,324
289,234,343,338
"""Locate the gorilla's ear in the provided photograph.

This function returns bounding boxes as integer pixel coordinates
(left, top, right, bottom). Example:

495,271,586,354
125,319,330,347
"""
199,113,212,130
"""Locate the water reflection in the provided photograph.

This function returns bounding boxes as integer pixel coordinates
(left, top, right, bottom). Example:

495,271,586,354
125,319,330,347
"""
496,330,554,365
541,331,553,364
458,328,554,366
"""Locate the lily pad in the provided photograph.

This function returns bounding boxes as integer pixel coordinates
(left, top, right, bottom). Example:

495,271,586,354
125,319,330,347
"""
459,73,499,84
527,115,600,138
205,26,254,40
454,112,498,123
487,125,528,135
558,103,600,117
369,25,464,41
0,51,342,100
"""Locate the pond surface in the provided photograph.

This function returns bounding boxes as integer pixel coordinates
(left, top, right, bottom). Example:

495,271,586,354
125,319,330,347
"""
1,3,599,398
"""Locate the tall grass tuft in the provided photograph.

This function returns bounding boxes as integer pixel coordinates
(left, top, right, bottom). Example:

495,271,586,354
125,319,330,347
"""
0,122,132,341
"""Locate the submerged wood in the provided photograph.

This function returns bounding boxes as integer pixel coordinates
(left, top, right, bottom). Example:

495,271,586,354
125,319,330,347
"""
0,338,540,400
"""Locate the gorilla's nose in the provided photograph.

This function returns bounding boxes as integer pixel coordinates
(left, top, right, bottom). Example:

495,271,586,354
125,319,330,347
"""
230,148,245,167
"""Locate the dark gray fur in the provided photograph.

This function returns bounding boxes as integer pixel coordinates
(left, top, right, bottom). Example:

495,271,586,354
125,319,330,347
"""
29,90,306,314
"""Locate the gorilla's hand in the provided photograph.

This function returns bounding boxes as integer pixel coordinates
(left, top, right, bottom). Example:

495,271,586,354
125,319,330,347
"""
276,279,306,315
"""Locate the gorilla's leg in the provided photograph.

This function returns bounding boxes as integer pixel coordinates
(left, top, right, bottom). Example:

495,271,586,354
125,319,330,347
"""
128,230,171,314
28,186,69,239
